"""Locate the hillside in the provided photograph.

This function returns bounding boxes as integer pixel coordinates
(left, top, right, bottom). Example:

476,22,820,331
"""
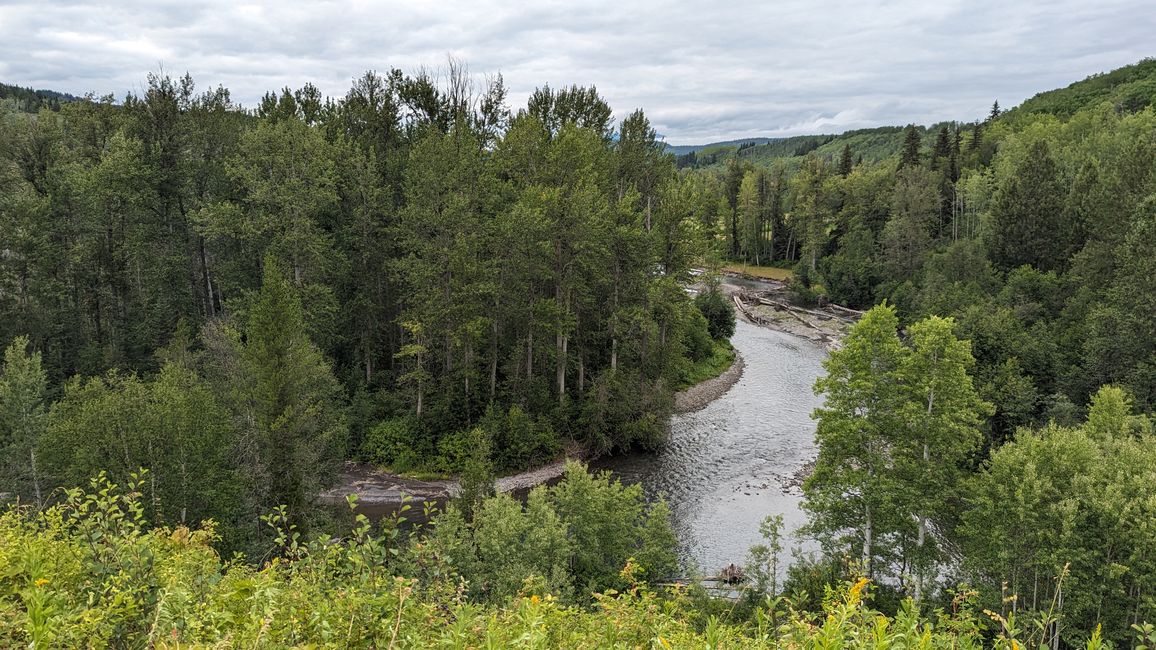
675,125,943,171
672,57,1156,172
0,82,80,113
1005,57,1156,119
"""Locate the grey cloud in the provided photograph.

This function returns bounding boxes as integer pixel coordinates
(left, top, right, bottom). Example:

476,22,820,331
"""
1,0,1152,143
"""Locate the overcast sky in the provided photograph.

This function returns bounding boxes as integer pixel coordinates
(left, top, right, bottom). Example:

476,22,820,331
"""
1,0,1152,144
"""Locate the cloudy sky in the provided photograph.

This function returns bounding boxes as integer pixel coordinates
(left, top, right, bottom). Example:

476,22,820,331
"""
1,0,1152,143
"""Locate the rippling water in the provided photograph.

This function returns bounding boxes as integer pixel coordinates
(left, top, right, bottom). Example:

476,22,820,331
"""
593,318,827,576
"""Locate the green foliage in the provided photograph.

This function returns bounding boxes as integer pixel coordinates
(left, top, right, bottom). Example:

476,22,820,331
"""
1007,58,1156,119
0,472,1141,647
482,405,561,472
676,339,735,391
989,138,1069,271
805,305,989,590
820,225,879,309
959,400,1156,646
360,416,421,470
239,258,348,528
40,364,243,544
694,288,736,341
0,337,47,507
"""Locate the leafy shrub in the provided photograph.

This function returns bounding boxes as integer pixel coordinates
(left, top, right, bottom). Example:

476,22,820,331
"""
479,405,562,472
682,306,715,362
694,290,736,340
361,416,419,471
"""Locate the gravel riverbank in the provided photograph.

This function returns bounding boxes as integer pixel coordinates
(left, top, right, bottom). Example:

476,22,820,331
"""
673,351,744,413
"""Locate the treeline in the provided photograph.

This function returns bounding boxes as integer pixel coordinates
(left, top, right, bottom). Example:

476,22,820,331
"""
0,68,730,550
0,82,79,113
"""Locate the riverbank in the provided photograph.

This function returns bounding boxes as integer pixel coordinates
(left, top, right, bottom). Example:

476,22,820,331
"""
674,350,744,413
321,342,746,513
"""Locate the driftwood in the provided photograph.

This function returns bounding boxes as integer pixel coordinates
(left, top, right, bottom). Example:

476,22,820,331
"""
828,303,866,317
717,563,745,584
754,297,828,331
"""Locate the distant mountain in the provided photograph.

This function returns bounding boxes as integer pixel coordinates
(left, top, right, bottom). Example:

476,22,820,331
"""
669,126,922,171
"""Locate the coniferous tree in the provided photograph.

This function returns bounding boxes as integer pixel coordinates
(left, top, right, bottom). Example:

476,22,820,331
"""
899,125,922,169
989,139,1066,271
838,143,854,177
930,125,951,170
969,121,983,152
242,257,348,528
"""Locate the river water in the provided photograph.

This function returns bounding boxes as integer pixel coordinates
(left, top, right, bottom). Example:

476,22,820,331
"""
593,318,827,576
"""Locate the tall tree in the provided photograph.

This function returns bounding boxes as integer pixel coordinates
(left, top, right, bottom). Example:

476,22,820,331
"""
897,316,991,602
0,336,47,507
882,166,940,281
838,143,854,177
989,138,1067,271
240,258,348,528
805,304,908,578
790,153,831,273
899,125,922,169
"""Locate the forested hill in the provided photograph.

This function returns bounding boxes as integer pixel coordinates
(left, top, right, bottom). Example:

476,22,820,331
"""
673,57,1156,171
0,82,80,113
1005,56,1156,119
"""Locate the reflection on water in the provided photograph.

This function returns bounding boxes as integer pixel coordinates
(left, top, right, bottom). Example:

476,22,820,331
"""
593,319,827,575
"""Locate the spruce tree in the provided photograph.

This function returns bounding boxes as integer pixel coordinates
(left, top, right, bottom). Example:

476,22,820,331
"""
244,257,348,528
899,125,922,169
989,139,1067,271
930,125,951,169
838,143,853,177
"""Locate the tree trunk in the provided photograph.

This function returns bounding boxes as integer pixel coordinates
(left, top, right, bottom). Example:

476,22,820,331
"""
30,448,42,509
578,350,585,393
489,319,498,401
556,332,567,402
863,503,874,579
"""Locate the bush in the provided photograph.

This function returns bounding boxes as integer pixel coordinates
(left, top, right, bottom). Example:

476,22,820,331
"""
361,416,419,471
789,261,823,307
694,290,736,341
482,405,562,472
682,307,715,363
787,277,821,307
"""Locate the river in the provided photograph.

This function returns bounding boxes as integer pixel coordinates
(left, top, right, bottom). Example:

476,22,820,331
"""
593,317,827,576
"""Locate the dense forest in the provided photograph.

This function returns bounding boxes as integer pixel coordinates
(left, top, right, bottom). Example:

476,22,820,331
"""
2,57,1156,646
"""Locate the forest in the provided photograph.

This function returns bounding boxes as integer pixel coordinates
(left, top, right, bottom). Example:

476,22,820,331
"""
1,57,1155,647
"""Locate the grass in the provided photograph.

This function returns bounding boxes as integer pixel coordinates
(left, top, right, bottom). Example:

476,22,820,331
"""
722,263,794,281
677,339,736,391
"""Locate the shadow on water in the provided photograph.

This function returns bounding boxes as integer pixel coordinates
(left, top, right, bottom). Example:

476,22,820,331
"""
592,318,827,575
